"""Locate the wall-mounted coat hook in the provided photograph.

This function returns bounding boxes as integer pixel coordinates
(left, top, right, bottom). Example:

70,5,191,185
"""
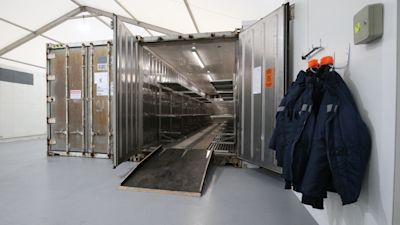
333,44,351,70
301,39,324,60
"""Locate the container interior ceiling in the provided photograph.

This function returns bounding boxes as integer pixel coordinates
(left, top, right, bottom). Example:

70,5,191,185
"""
143,38,237,100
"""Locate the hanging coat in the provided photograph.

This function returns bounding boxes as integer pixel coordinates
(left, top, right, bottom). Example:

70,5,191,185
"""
300,69,371,206
299,70,335,209
270,71,316,190
324,70,371,204
269,71,307,167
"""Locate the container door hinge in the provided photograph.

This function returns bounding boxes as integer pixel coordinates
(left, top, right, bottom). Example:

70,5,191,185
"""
47,75,56,81
47,117,56,124
48,139,56,145
70,130,84,136
47,53,56,59
47,96,55,102
289,4,295,20
55,130,67,135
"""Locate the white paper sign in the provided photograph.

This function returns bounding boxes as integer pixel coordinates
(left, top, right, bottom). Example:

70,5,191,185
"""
252,66,262,94
94,72,109,96
70,90,81,100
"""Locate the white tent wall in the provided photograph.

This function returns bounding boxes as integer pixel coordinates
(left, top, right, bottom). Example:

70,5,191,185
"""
289,0,398,225
0,33,52,141
394,1,400,224
0,62,46,141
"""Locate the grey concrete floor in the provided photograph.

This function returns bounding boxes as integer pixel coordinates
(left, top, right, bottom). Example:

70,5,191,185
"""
0,139,317,225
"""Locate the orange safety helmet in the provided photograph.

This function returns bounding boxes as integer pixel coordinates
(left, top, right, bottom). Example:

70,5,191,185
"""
320,56,334,66
307,59,320,69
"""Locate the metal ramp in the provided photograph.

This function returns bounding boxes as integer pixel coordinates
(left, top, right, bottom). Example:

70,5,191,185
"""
120,125,218,196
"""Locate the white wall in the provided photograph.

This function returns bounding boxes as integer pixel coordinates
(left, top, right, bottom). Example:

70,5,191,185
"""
0,61,46,141
394,1,400,224
289,0,398,224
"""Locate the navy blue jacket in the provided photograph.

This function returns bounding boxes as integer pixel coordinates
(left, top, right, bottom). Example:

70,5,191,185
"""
269,71,306,167
270,71,316,190
270,68,371,208
324,70,371,204
300,68,371,206
299,70,336,208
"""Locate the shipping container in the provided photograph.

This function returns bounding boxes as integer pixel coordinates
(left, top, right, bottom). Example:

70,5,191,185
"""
47,4,289,172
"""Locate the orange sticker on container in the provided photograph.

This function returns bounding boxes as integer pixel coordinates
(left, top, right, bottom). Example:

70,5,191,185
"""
265,68,274,88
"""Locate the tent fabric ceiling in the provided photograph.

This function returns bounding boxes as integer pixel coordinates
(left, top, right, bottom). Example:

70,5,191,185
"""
0,21,31,49
43,16,113,43
0,0,285,68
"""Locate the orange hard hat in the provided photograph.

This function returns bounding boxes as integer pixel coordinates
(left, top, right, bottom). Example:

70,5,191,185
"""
320,56,334,66
308,59,320,69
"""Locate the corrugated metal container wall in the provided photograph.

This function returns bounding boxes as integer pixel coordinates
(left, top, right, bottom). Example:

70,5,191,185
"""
238,5,288,172
113,19,138,166
139,48,160,149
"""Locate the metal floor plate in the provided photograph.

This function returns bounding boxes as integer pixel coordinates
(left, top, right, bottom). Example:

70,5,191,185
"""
120,147,213,196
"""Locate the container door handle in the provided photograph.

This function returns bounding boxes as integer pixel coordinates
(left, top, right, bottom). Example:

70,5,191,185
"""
69,130,83,136
92,130,106,136
55,130,67,135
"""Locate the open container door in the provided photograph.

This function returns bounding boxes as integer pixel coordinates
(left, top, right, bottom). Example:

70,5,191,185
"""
237,3,289,172
112,16,139,167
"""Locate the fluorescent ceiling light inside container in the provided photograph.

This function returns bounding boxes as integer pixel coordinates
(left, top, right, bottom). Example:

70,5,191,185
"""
191,47,205,68
206,71,213,81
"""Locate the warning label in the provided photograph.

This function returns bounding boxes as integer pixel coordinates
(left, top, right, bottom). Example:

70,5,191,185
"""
265,68,274,88
70,89,82,100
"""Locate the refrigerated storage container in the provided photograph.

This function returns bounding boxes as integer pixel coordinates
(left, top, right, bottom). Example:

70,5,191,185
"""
47,3,290,172
47,42,113,158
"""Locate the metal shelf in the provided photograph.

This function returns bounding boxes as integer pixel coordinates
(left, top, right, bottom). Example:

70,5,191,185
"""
181,91,203,98
207,119,236,154
158,83,212,143
211,114,234,120
159,82,191,92
157,114,211,118
211,79,233,91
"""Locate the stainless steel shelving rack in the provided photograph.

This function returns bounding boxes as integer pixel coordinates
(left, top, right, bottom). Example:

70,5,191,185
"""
157,83,211,143
211,79,234,101
208,79,236,155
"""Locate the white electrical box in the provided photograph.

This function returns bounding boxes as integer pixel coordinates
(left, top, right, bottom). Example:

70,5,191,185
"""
353,3,384,45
